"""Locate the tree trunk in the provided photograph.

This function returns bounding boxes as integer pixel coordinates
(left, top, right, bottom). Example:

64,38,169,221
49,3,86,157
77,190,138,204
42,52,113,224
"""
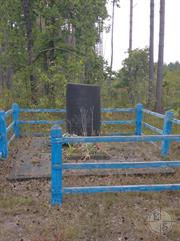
148,0,154,107
128,0,133,102
48,0,55,65
0,60,4,90
109,0,115,92
6,65,13,89
22,0,36,103
156,0,165,112
129,0,133,51
49,38,55,64
0,41,6,89
67,23,76,48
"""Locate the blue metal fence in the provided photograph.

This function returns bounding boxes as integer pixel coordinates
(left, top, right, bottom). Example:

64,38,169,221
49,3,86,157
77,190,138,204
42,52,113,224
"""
142,109,180,155
0,107,16,159
0,103,180,160
50,125,180,206
19,107,135,128
0,103,180,206
0,111,8,159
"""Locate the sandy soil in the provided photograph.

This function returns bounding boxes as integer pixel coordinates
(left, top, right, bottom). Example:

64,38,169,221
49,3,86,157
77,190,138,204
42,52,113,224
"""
0,137,180,241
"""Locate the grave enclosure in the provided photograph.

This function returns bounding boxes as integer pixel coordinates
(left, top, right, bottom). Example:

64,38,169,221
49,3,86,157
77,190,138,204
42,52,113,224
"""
0,102,180,206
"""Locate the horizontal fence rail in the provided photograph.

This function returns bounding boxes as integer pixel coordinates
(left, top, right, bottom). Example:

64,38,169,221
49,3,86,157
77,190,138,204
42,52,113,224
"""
143,122,163,134
19,120,65,125
172,118,180,125
101,120,135,125
5,109,12,118
106,132,134,136
64,184,180,195
143,109,165,119
20,108,66,113
20,107,135,113
101,108,135,113
61,135,180,144
63,161,180,170
19,120,134,126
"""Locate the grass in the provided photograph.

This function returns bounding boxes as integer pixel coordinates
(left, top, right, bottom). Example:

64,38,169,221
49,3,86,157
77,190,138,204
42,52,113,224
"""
0,118,179,241
0,180,180,240
0,195,33,212
30,235,65,241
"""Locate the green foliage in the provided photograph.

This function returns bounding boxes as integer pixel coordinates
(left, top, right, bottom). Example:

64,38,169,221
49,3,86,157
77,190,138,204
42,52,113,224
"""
113,48,149,106
109,50,179,116
163,62,180,117
0,1,179,115
0,0,108,108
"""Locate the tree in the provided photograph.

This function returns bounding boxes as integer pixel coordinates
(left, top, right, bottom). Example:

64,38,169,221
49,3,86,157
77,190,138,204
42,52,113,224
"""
0,0,23,91
148,0,154,107
129,0,133,51
120,48,149,104
22,0,36,103
156,0,165,112
109,0,115,91
163,62,180,115
0,0,109,107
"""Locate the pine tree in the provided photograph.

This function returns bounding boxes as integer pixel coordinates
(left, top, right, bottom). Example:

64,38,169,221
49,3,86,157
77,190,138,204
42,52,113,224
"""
148,0,154,107
156,0,165,112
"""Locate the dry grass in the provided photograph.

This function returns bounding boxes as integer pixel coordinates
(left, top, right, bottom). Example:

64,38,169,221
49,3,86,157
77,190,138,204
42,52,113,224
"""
0,138,179,241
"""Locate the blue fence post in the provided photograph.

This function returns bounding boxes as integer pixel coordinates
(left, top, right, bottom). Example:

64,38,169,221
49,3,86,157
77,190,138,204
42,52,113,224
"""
161,111,173,156
51,125,63,206
135,103,143,135
0,111,8,159
12,103,20,137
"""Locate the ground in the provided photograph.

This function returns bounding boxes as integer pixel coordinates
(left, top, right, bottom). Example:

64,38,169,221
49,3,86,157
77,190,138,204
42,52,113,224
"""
0,137,180,241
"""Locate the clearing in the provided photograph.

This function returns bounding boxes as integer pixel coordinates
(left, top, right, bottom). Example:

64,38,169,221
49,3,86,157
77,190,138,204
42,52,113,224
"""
0,137,180,241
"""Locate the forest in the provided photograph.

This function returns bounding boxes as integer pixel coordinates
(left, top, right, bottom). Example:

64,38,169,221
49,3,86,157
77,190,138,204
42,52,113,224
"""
0,0,179,118
0,1,180,241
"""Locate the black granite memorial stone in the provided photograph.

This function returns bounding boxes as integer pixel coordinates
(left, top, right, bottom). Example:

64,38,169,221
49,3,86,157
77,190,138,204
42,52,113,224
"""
66,83,101,136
